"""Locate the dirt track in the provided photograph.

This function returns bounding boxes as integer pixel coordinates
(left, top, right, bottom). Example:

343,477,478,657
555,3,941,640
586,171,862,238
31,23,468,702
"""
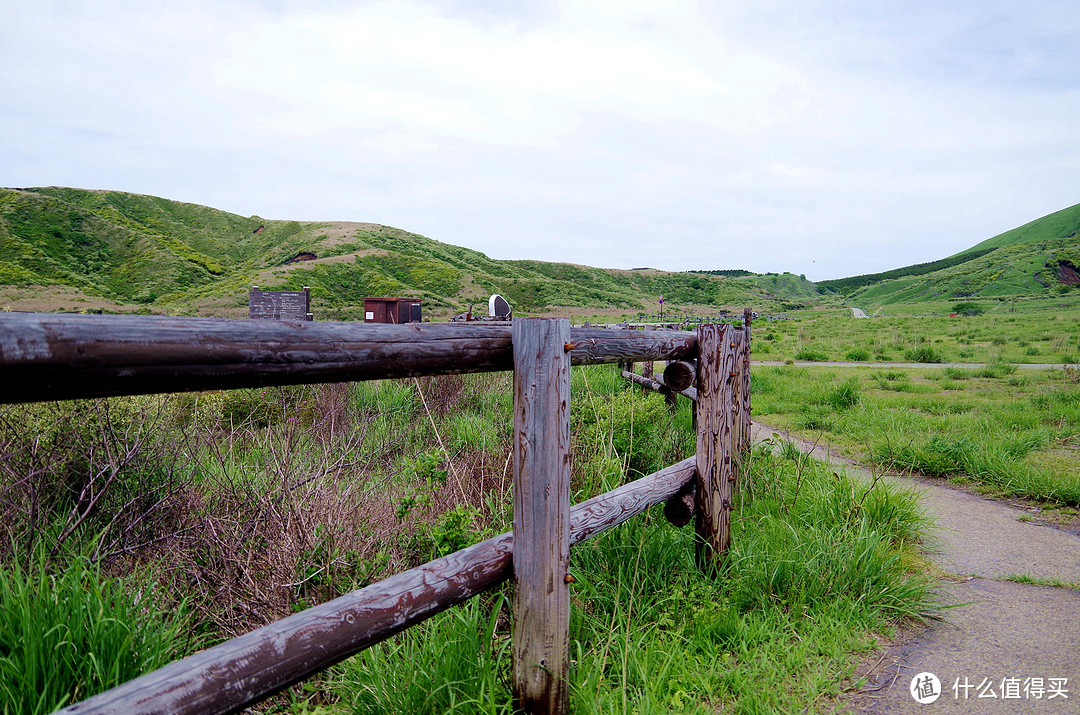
750,423,1080,713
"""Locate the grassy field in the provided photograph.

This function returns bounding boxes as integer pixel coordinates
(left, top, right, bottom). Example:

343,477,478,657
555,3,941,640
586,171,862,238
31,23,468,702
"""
0,367,932,714
751,301,1080,365
752,363,1080,511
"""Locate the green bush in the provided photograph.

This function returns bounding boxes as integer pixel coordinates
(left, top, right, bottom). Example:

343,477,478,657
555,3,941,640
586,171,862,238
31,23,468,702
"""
795,346,830,362
904,346,944,363
975,360,1018,378
953,302,985,316
826,379,862,409
845,348,871,362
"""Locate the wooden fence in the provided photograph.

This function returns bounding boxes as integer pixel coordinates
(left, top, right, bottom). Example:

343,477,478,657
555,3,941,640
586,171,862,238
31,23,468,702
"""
0,310,751,715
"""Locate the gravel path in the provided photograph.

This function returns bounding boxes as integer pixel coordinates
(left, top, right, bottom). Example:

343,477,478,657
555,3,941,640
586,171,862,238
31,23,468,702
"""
750,423,1080,713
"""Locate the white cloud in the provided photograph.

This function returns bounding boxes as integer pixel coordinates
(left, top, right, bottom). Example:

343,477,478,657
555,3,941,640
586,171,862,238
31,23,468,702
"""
1,0,1079,280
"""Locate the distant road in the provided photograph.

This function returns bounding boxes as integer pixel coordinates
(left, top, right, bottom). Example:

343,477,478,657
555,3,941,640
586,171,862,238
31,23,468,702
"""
751,360,1073,370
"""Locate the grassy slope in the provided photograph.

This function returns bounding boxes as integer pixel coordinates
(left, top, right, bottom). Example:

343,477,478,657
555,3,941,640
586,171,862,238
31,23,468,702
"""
848,237,1077,305
955,201,1080,255
0,187,822,318
820,201,1080,304
0,187,313,304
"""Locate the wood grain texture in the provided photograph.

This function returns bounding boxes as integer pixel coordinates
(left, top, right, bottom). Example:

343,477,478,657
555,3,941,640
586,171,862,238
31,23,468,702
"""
694,324,738,568
741,310,753,456
571,456,695,545
60,459,696,715
662,360,696,392
729,331,746,485
512,319,571,715
0,314,697,404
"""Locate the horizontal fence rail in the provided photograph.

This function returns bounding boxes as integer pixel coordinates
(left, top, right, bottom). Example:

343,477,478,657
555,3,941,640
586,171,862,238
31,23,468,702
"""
0,313,697,404
60,457,696,715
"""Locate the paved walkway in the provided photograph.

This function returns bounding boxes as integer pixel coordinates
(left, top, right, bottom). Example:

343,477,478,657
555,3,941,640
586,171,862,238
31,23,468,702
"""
750,423,1080,714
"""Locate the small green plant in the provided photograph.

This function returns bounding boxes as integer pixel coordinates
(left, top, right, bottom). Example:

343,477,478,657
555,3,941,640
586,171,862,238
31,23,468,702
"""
975,359,1017,378
795,346,830,362
826,379,861,409
904,346,944,363
845,348,871,361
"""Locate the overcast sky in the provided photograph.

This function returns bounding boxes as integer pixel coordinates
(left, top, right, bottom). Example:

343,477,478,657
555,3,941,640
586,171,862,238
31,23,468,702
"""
2,1,1078,280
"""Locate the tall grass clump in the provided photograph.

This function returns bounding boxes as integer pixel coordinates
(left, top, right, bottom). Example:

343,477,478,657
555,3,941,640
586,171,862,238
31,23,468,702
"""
0,544,189,713
974,358,1017,378
904,345,944,363
826,378,861,409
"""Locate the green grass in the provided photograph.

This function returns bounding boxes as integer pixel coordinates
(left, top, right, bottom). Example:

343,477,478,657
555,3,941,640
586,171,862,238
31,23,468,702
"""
754,304,1080,365
0,543,190,713
752,364,1080,505
1001,574,1080,590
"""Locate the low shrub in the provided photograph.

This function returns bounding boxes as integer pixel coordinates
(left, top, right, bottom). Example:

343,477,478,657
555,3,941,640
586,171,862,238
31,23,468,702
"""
795,346,830,362
904,346,944,363
827,379,862,409
845,348,871,362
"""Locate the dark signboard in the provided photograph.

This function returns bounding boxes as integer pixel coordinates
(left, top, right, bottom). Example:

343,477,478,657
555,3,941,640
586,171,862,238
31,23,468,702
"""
249,287,312,321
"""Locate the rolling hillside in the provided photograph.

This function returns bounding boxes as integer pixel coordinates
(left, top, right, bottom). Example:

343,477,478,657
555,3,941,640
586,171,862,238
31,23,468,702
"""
956,201,1080,256
819,201,1080,305
0,187,814,319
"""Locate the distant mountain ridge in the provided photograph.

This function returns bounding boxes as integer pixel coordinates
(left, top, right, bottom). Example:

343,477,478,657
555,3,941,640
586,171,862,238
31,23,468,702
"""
2,186,1075,316
0,187,817,318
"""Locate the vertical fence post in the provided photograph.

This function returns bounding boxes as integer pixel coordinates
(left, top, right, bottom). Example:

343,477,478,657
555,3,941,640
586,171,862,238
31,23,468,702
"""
512,318,571,715
741,309,753,455
694,323,738,568
730,330,745,485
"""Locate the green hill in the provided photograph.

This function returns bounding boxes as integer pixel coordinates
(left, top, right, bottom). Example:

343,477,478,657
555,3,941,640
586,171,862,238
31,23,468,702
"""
0,187,813,318
819,201,1080,305
956,201,1080,256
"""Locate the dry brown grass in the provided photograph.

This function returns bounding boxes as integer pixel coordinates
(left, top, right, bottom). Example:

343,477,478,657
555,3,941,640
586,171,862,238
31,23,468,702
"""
0,377,515,642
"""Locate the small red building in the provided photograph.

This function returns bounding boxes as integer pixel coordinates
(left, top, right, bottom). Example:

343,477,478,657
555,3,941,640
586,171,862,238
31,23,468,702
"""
363,297,422,324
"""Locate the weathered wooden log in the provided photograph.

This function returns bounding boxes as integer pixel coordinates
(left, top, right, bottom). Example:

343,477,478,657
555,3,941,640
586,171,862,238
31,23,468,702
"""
694,324,738,568
512,319,571,715
0,314,697,404
622,370,666,394
621,370,697,401
741,309,753,456
662,360,696,392
61,456,696,715
641,359,654,393
663,480,697,527
729,331,746,487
